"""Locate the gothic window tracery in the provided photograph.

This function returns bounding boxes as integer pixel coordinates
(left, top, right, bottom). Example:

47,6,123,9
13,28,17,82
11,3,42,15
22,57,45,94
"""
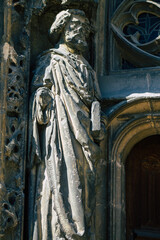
111,0,160,68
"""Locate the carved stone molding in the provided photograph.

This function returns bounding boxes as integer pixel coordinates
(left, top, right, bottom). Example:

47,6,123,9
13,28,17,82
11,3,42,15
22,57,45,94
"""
111,0,160,67
107,97,160,240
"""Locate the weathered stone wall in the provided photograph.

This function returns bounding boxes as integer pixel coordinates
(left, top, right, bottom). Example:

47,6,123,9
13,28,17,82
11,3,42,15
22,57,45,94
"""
0,0,30,239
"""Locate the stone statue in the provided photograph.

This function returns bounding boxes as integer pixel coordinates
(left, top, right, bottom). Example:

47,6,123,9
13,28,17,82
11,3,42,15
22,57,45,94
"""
28,9,104,240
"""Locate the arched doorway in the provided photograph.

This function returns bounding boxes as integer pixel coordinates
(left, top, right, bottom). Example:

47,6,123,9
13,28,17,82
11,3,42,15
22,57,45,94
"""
107,97,160,240
126,135,160,240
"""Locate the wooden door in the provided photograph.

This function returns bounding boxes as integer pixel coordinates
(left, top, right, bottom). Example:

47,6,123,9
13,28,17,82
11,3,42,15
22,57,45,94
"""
126,135,160,240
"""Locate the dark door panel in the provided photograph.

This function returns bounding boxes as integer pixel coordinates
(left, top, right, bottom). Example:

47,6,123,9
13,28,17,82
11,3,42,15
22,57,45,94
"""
126,136,160,240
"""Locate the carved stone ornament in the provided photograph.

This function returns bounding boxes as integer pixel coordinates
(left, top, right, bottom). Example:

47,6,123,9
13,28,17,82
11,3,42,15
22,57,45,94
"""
28,9,105,240
111,0,160,67
0,184,18,237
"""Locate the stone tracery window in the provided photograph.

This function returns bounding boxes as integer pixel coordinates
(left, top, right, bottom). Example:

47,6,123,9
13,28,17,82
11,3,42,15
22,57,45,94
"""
123,13,160,45
98,0,160,99
111,0,160,69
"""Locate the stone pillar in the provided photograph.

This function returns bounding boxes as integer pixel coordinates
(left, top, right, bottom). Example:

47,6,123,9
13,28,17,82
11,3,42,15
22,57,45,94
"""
0,0,30,239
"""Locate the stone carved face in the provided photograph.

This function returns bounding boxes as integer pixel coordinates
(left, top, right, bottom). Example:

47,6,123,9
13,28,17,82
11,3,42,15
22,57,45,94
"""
63,14,90,52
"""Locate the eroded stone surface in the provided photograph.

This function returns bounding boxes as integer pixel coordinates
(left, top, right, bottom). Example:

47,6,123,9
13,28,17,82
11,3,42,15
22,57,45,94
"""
28,8,105,240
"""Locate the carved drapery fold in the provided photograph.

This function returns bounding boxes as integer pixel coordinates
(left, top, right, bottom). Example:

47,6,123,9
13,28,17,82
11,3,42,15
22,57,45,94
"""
28,7,106,240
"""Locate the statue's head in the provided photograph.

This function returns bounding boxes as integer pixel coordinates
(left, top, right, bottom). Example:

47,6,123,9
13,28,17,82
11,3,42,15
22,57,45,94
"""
49,9,91,52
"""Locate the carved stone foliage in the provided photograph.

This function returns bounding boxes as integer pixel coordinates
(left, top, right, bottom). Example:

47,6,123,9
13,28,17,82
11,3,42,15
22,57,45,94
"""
5,46,25,166
0,184,18,237
0,43,26,239
7,54,25,115
111,0,160,67
1,2,28,236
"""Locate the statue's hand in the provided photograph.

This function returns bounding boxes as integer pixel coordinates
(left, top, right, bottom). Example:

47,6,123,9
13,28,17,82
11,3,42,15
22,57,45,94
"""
36,87,54,125
91,101,107,142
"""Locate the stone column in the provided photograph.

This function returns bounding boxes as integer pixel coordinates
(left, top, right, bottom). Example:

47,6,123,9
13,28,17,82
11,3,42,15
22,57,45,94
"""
0,0,30,239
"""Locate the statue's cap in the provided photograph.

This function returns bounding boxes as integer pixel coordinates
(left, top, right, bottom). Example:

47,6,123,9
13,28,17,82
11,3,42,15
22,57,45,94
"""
48,9,89,45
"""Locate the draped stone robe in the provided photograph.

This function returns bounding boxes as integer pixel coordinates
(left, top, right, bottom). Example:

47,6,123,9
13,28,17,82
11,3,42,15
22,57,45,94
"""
28,47,101,240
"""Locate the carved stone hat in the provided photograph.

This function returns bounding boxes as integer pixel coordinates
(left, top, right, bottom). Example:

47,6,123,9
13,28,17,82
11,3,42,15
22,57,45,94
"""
48,9,91,45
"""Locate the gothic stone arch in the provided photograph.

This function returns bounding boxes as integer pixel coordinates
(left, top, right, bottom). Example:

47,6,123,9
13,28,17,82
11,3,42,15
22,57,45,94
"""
107,96,160,240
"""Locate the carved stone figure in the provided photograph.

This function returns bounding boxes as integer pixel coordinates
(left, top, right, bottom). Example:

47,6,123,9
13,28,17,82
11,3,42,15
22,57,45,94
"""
28,9,104,240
